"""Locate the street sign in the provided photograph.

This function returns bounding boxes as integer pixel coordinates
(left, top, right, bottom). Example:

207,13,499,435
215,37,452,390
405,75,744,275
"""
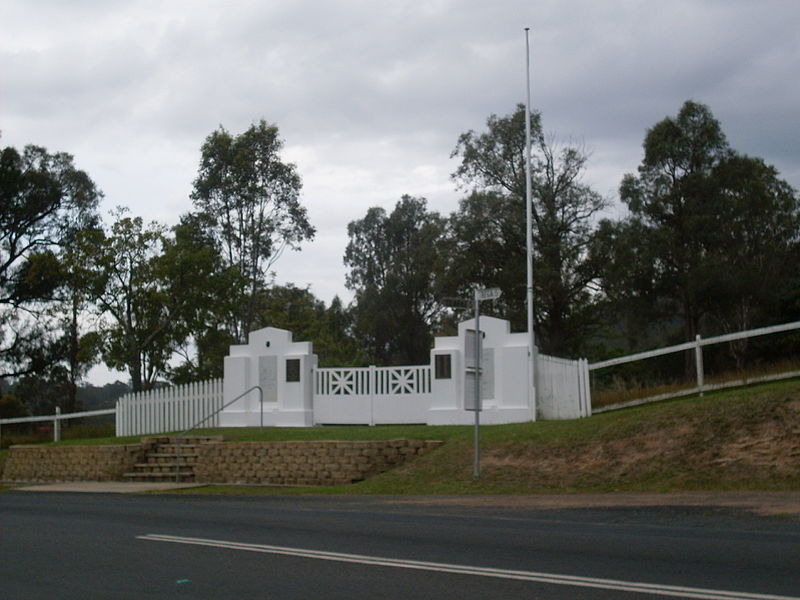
476,287,502,301
441,297,469,309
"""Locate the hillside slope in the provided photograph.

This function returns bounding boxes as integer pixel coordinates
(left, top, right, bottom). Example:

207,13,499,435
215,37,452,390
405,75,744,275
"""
356,381,800,494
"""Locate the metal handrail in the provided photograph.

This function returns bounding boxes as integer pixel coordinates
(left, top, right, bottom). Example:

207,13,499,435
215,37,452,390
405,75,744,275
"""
174,385,263,483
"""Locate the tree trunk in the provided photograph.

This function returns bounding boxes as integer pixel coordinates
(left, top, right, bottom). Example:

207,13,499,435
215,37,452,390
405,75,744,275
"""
66,299,81,413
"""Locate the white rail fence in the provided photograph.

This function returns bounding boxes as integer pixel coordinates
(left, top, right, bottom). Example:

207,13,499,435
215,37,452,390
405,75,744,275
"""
115,379,223,436
314,365,432,425
0,407,116,444
590,320,800,412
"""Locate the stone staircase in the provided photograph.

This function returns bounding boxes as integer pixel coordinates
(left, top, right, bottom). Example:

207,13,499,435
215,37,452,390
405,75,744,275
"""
123,435,221,483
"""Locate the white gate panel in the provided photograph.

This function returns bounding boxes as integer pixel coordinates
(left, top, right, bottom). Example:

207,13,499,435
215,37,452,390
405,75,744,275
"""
314,366,431,425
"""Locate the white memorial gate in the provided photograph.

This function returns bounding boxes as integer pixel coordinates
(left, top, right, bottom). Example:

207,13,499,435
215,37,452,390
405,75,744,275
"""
216,316,590,427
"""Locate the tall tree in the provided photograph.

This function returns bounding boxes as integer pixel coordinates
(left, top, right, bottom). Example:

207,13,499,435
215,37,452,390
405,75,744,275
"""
617,100,731,346
161,212,241,383
344,196,447,365
591,217,667,355
82,209,178,392
709,154,800,338
190,120,315,343
449,105,606,355
597,100,800,367
0,143,100,379
444,190,526,326
52,205,104,413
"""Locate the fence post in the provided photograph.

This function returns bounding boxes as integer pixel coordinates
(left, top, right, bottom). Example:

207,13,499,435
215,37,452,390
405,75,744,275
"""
579,358,591,417
54,406,61,442
369,365,376,426
695,334,705,397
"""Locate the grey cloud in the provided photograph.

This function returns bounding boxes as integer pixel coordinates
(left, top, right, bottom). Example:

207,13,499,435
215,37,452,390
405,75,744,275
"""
1,0,798,306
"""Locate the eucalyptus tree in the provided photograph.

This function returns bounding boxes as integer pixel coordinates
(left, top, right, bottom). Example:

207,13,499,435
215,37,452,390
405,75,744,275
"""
707,154,799,340
81,209,179,392
449,105,606,355
344,196,448,365
160,212,241,383
190,120,315,343
596,100,800,367
253,285,361,367
615,100,732,346
620,102,798,333
0,143,101,380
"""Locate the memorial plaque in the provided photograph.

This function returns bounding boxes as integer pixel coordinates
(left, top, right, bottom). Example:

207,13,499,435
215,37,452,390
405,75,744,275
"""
259,355,278,402
286,358,301,382
434,354,452,379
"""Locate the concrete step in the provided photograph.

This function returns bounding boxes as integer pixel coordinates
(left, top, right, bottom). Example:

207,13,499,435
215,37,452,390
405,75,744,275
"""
133,462,195,471
145,452,199,460
122,435,221,483
154,445,201,454
123,472,194,482
168,436,221,444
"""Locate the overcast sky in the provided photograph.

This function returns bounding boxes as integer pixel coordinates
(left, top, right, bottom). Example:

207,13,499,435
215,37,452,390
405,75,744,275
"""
2,0,799,309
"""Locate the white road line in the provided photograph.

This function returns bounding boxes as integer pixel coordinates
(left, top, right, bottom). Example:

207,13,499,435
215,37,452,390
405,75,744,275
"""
137,533,799,600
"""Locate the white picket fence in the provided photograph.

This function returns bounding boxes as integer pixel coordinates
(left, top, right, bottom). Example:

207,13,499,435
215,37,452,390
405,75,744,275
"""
115,379,223,436
113,367,433,435
314,365,432,425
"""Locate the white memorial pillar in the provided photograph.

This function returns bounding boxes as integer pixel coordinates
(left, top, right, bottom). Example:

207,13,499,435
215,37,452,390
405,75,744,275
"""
221,327,316,427
427,317,531,425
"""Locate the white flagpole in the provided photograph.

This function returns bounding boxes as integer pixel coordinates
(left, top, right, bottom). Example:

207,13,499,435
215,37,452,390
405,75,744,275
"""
525,27,537,421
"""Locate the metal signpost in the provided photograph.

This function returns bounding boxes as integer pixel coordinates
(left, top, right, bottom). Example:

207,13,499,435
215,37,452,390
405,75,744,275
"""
466,286,501,479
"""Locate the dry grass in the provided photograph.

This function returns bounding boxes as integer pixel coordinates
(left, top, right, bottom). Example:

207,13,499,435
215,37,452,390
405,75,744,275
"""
591,359,800,408
349,380,800,494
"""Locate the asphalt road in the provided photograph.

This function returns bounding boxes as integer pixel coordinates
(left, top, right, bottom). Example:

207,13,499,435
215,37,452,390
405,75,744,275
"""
1,492,798,600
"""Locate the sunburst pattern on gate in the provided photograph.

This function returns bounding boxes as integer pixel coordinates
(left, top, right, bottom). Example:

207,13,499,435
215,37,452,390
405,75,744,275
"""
329,369,357,395
316,365,431,396
377,367,422,394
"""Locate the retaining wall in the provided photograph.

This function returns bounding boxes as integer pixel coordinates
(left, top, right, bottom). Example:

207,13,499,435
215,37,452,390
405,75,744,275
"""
2,444,144,482
195,439,443,485
1,439,443,485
